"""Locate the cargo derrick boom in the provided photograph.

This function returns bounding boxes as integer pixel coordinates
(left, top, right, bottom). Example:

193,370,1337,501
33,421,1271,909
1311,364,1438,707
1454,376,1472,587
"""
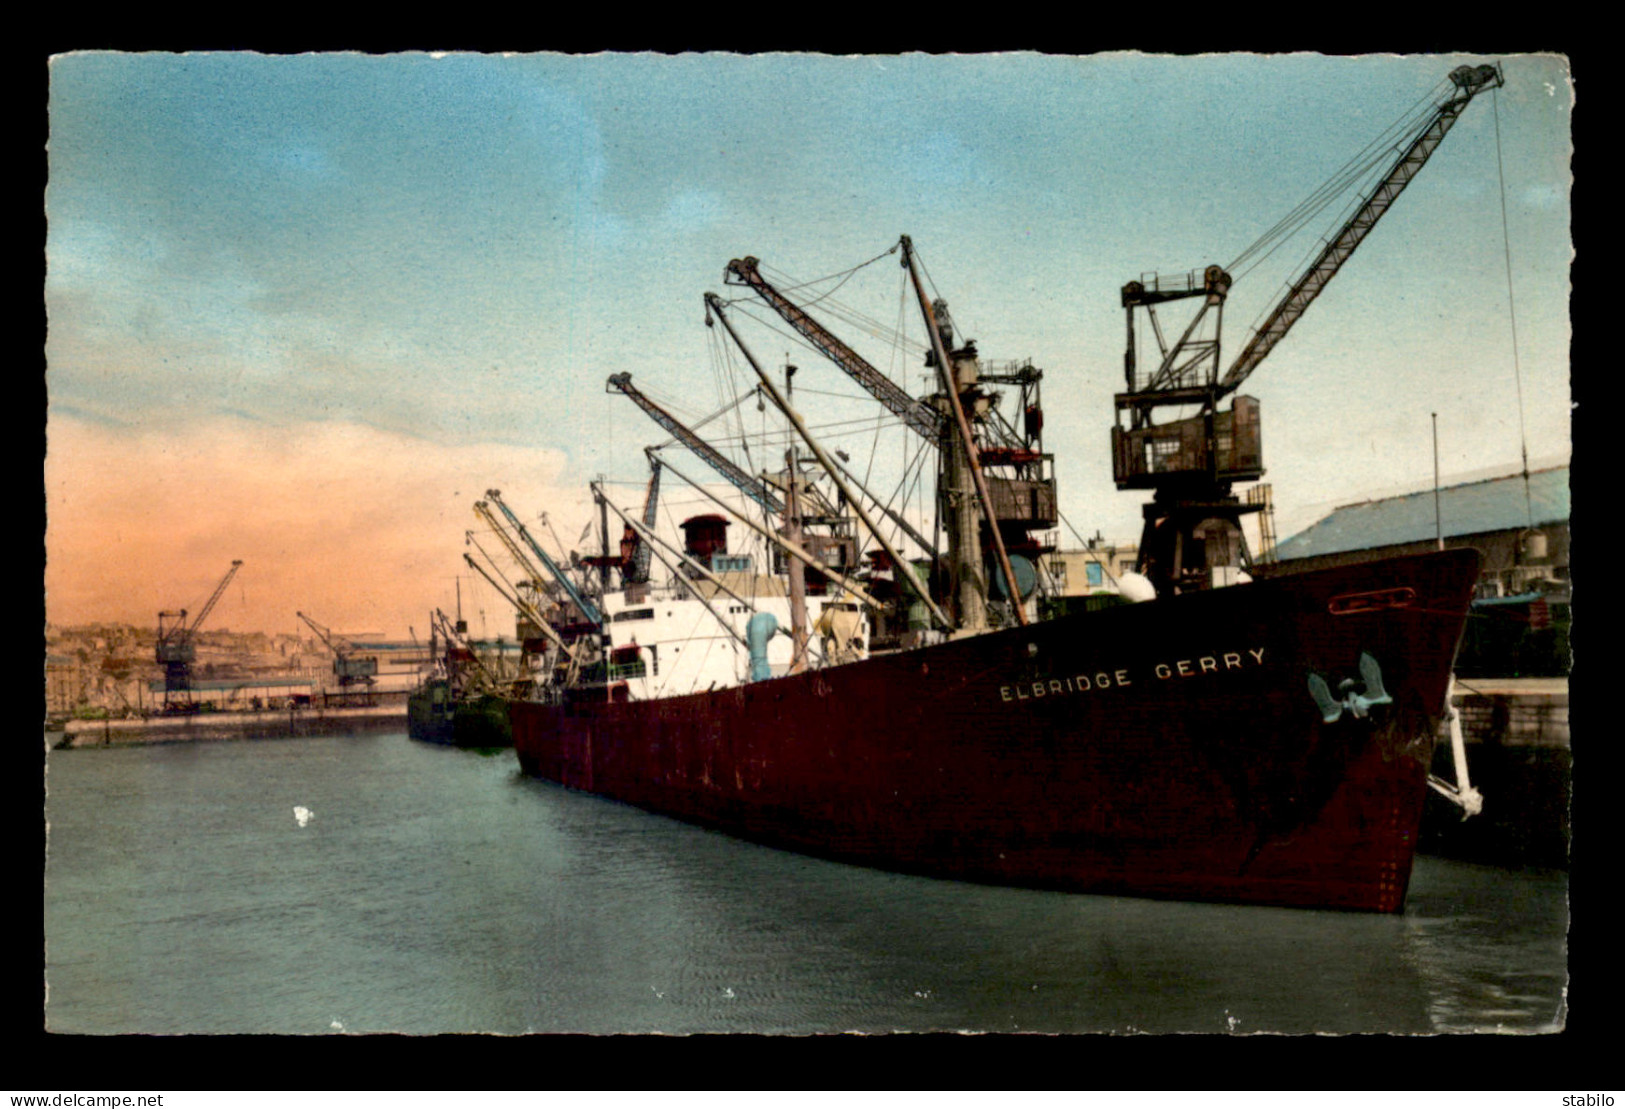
725,256,945,441
725,245,1057,625
706,291,946,631
624,457,662,585
482,489,603,630
469,499,569,657
607,372,785,520
155,559,243,707
1116,63,1503,597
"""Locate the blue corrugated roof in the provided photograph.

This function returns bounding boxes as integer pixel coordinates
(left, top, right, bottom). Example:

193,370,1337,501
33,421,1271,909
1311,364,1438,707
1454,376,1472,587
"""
1273,466,1569,562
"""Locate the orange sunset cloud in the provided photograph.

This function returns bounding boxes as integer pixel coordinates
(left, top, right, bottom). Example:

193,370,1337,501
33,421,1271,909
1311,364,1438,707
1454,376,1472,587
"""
45,415,586,640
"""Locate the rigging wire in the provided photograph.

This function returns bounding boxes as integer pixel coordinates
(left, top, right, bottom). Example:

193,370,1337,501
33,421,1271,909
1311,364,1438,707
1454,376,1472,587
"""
780,383,889,404
758,258,925,353
705,411,909,448
644,382,765,454
752,246,886,295
754,247,937,558
1230,81,1455,344
879,432,936,556
755,242,898,306
753,278,930,374
1226,77,1452,278
715,312,760,514
1492,87,1536,534
725,298,905,383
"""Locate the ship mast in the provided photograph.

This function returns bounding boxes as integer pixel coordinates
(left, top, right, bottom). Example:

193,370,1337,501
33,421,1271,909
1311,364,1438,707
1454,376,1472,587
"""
706,292,952,633
783,445,811,674
900,236,1028,630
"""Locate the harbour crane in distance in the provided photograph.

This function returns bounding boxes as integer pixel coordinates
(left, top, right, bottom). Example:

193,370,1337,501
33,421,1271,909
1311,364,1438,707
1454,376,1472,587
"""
155,559,243,709
1113,63,1505,596
296,611,379,705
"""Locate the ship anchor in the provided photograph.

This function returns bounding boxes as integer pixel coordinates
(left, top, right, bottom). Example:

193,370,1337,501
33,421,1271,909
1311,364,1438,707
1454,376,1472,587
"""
1307,652,1392,723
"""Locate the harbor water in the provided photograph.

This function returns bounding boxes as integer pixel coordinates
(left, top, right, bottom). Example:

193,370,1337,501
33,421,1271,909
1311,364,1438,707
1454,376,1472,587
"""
43,730,1569,1036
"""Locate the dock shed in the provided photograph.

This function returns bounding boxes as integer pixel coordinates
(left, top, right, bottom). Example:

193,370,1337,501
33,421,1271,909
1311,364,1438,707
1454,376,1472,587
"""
1268,465,1569,677
1268,465,1569,599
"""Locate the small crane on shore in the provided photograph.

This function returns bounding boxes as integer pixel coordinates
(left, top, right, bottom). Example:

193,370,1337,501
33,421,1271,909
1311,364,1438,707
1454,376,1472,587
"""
296,611,379,707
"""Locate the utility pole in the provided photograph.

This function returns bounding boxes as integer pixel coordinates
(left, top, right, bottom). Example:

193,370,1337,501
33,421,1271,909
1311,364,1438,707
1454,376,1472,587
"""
1432,413,1444,551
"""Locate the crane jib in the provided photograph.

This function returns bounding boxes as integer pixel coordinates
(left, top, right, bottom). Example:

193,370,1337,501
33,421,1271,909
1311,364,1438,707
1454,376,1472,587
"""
724,257,945,442
485,491,602,627
607,372,784,516
1219,63,1503,393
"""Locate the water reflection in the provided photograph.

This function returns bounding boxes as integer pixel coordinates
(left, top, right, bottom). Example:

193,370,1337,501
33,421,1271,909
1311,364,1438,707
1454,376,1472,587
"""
44,734,1568,1035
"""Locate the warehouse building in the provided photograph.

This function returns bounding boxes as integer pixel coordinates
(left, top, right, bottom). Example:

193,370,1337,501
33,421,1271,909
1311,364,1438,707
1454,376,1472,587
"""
1269,464,1569,677
1269,464,1569,599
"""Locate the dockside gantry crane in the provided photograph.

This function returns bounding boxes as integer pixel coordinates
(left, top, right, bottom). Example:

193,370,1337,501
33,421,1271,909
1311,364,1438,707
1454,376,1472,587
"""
155,559,243,709
1114,63,1504,596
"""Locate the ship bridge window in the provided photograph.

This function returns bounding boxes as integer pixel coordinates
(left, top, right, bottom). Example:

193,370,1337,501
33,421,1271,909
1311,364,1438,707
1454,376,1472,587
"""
613,608,655,623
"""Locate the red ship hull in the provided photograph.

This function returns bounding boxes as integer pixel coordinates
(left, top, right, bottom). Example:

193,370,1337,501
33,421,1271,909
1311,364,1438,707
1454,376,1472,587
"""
511,549,1479,911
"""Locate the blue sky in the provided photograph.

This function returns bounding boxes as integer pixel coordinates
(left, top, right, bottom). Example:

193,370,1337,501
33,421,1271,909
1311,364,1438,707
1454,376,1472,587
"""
45,52,1572,636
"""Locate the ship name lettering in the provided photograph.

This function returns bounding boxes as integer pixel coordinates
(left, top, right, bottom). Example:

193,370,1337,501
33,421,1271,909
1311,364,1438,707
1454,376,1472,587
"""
999,650,1262,704
1157,647,1266,681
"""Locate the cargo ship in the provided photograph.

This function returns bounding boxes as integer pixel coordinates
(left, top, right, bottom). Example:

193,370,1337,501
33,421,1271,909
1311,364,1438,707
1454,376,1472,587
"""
507,234,1478,913
406,609,515,748
513,548,1477,911
407,678,511,747
509,64,1501,911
